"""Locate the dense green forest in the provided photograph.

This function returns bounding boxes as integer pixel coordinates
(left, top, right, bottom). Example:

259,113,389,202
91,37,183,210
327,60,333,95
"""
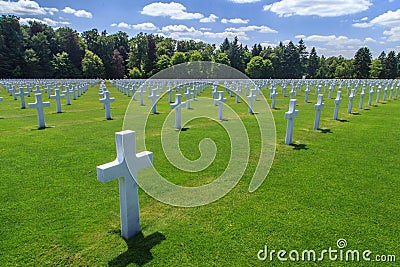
1,15,399,80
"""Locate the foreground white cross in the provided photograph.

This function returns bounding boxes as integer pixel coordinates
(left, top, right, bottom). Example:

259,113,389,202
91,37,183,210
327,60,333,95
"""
28,93,50,129
96,130,153,240
285,99,298,145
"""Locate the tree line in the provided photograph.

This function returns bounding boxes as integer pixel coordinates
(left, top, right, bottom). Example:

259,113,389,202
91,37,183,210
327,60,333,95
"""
1,15,399,80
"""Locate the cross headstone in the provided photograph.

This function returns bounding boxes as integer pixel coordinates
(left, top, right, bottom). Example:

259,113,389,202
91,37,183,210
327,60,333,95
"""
347,89,355,114
289,89,296,99
247,90,257,114
235,88,241,103
96,130,153,240
368,87,374,106
333,91,342,120
63,88,72,105
271,88,278,109
314,94,324,130
359,88,365,109
137,88,146,106
44,87,52,99
304,86,311,103
376,87,381,104
50,89,65,113
285,99,299,145
0,97,3,103
28,93,50,129
148,89,159,114
99,91,115,120
170,94,185,130
166,87,173,103
184,88,193,109
383,87,388,101
15,87,30,109
214,91,227,121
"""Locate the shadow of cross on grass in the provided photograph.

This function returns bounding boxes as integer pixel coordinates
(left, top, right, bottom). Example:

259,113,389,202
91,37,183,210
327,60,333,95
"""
109,231,166,267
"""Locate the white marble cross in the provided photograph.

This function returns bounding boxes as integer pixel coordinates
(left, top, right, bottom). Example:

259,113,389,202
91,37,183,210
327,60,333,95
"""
247,90,257,114
359,88,365,109
96,130,153,240
271,88,278,109
50,89,65,113
137,88,146,106
333,91,342,120
15,87,30,109
368,87,374,106
170,94,185,130
284,99,298,145
314,94,324,130
347,89,355,114
0,97,3,103
303,85,311,102
184,88,193,109
99,91,115,120
376,87,381,103
214,91,227,121
235,88,241,103
148,89,159,114
63,88,72,105
28,93,50,129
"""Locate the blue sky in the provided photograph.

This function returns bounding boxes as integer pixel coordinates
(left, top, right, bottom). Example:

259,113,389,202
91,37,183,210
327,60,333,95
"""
1,0,399,58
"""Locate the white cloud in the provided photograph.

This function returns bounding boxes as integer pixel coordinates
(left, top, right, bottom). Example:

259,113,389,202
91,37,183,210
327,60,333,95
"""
221,18,249,24
0,0,52,15
228,0,260,3
132,22,159,31
62,7,92,18
200,27,211,31
226,25,278,34
264,0,372,17
141,2,204,20
296,34,377,49
200,14,218,23
19,17,70,27
203,31,249,40
383,26,400,41
111,22,158,31
353,9,400,28
161,24,203,39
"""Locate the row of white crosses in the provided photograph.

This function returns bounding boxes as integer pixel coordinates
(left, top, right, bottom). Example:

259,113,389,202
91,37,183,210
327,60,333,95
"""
0,79,97,128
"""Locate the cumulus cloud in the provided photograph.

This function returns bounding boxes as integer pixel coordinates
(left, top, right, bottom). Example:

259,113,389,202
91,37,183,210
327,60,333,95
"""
353,9,400,28
200,14,218,23
19,17,70,27
226,25,278,33
0,0,50,15
111,22,158,31
295,34,377,49
264,0,372,17
383,26,400,41
62,7,92,18
221,18,249,24
141,2,204,20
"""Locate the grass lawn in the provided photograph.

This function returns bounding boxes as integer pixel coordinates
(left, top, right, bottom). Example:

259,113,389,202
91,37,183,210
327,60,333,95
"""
0,81,399,266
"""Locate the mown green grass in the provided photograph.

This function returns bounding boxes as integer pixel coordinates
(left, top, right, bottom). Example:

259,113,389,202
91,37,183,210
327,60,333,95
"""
0,82,399,266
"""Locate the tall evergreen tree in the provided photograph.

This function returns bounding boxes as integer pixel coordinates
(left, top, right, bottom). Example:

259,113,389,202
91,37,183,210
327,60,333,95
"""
307,47,319,78
386,51,398,79
353,47,372,79
0,15,24,77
